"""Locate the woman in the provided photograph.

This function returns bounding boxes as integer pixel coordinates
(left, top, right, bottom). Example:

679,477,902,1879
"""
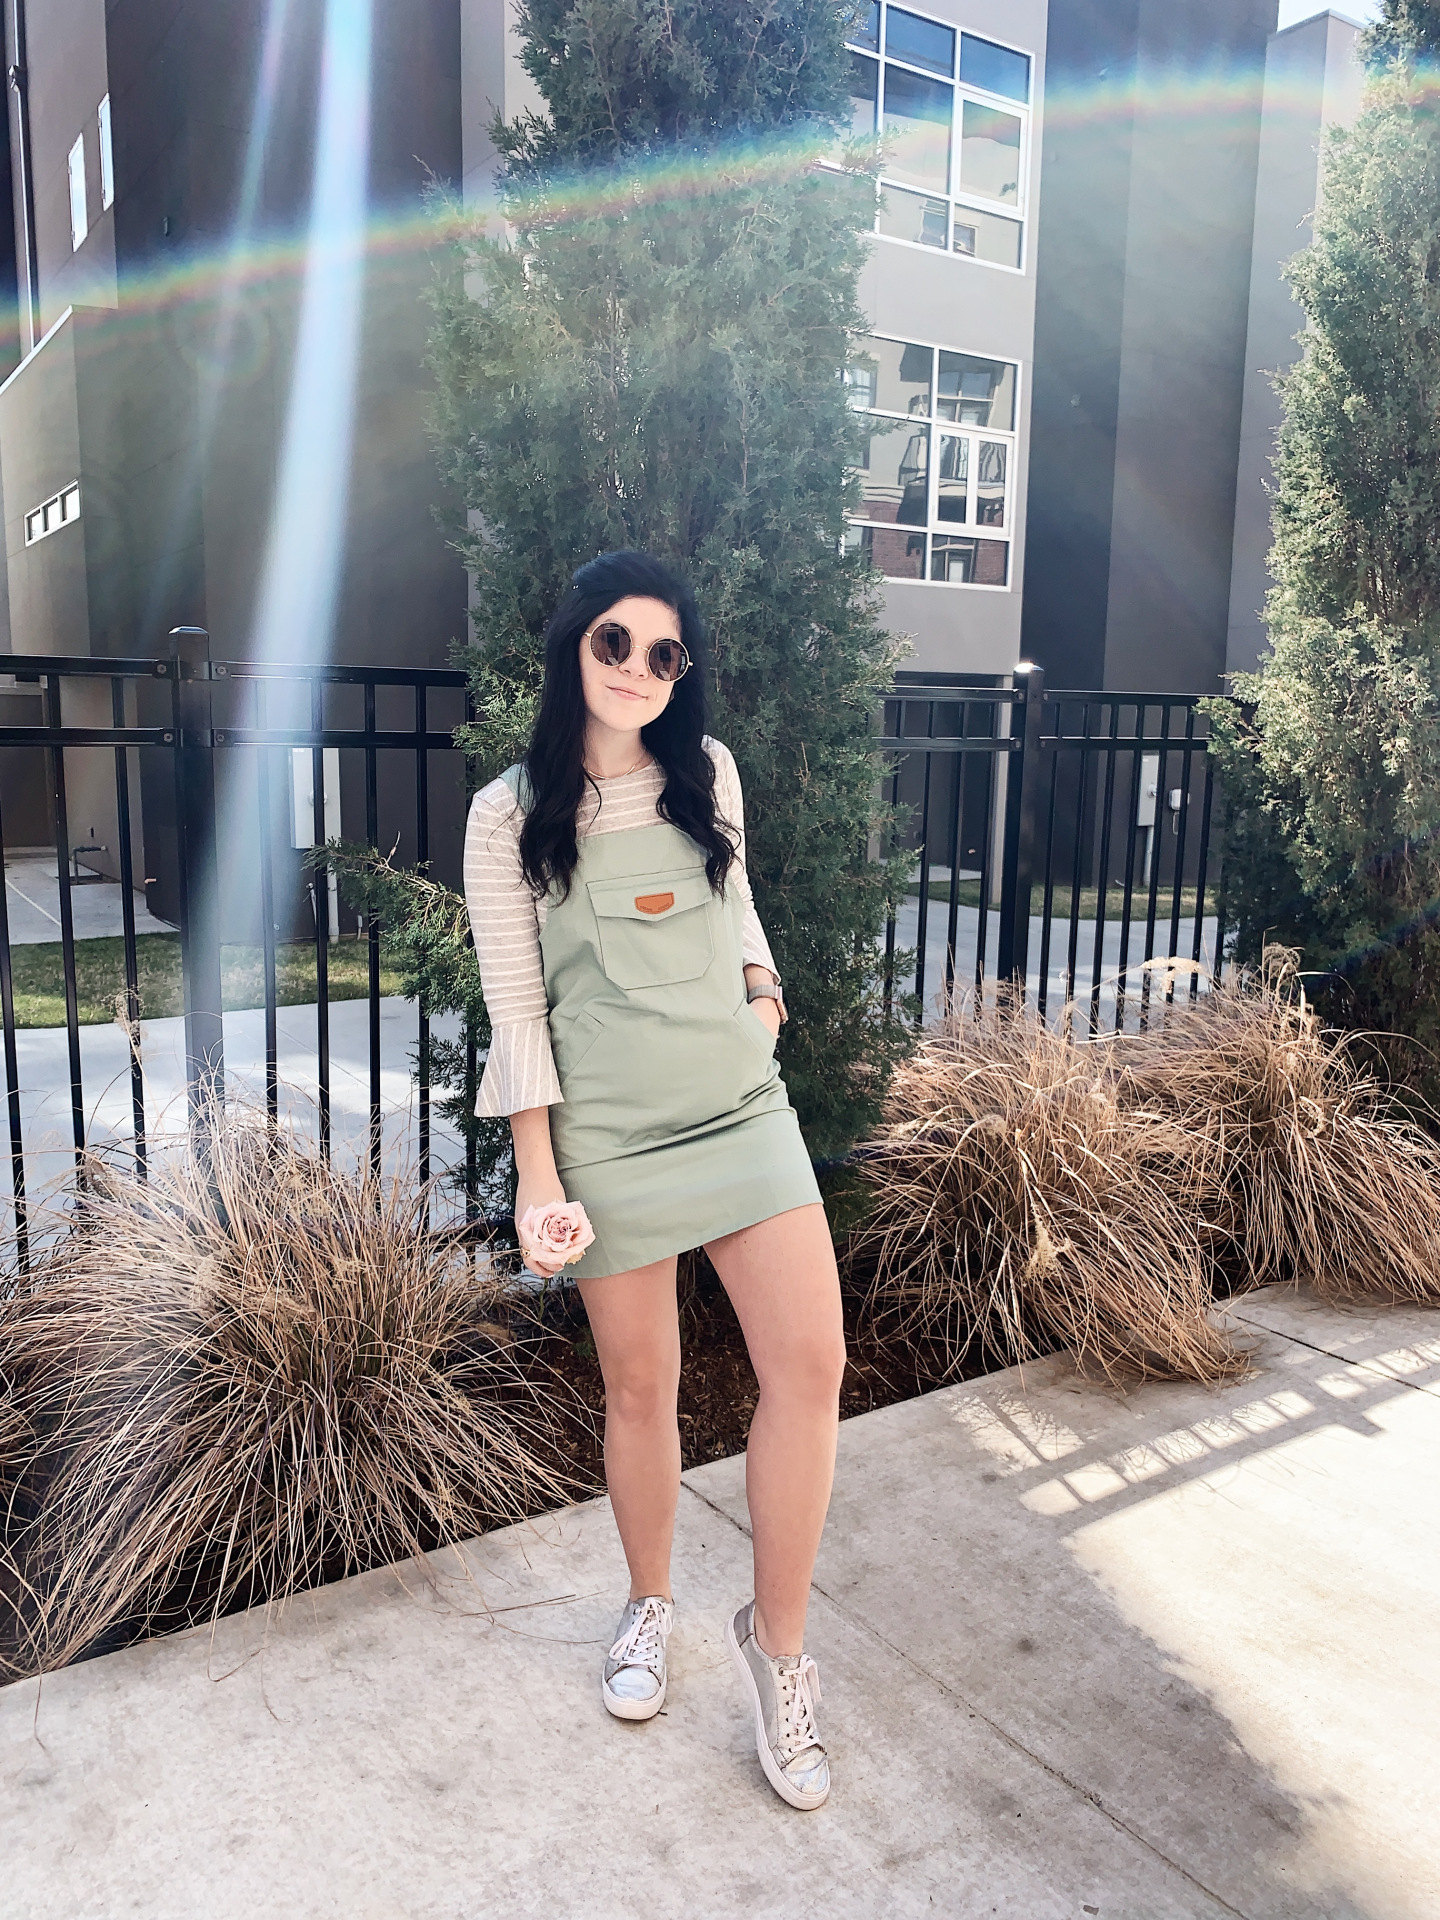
464,549,846,1812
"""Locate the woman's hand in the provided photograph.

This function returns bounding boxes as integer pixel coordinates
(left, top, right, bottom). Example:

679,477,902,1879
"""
515,1181,574,1279
511,1107,571,1278
748,994,782,1041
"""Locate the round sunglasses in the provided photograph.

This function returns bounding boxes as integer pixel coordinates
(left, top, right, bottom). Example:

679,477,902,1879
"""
585,620,691,684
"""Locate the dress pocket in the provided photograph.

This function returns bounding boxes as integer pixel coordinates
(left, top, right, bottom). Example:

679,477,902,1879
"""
552,1005,604,1078
734,1003,779,1056
587,869,715,990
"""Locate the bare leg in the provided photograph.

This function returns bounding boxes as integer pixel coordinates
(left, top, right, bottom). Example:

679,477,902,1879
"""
704,1204,846,1658
577,1256,682,1601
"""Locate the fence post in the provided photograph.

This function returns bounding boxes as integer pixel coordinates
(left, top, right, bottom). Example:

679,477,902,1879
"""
996,664,1045,993
169,626,225,1133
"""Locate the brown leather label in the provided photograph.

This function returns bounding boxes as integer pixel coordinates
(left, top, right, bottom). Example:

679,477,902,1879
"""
634,891,675,915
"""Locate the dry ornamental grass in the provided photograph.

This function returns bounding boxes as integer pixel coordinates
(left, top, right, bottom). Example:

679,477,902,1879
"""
1120,953,1440,1306
851,993,1241,1384
0,1120,568,1680
852,954,1440,1386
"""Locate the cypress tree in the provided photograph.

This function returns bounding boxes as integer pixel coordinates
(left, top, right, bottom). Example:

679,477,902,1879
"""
428,0,912,1158
1209,0,1440,1056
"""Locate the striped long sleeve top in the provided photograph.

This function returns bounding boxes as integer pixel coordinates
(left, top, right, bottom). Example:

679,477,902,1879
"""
463,738,779,1117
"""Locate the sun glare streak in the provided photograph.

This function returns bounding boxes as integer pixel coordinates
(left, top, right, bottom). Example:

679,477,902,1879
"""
136,0,296,643
249,0,375,696
199,0,294,427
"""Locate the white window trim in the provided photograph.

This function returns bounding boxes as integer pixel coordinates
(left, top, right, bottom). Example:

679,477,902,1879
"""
875,188,1026,277
98,95,114,211
68,135,88,251
847,329,1021,592
846,3,1033,274
25,483,82,547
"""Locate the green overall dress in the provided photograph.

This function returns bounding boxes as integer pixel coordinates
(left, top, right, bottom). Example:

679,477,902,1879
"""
502,767,821,1281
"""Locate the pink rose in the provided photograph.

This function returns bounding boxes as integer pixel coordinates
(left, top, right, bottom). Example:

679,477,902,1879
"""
518,1200,596,1272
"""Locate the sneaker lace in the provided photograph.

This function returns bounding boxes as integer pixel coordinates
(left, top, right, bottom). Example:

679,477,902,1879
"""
610,1596,670,1673
775,1654,823,1763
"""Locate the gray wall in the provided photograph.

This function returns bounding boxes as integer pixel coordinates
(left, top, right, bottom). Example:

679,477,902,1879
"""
1023,0,1278,695
0,0,468,669
0,1,471,924
7,0,117,335
0,313,89,656
461,0,545,202
1225,10,1362,678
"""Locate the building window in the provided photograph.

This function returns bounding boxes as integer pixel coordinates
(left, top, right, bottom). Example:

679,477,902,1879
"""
68,136,88,250
844,335,1016,586
25,484,82,546
98,96,114,210
846,4,1030,272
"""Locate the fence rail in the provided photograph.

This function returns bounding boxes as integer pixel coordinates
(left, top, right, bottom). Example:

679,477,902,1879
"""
0,641,1222,1268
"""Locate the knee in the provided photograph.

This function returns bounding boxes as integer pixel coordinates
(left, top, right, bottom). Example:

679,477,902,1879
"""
766,1330,848,1411
602,1354,680,1428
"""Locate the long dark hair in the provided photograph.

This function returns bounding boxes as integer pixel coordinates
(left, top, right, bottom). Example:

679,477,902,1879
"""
517,550,736,900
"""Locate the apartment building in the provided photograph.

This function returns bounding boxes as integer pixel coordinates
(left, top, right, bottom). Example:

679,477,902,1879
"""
0,0,464,668
0,1,467,922
0,1,1367,700
840,0,1046,676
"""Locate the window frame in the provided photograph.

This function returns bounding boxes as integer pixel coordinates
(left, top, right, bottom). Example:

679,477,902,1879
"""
98,95,114,211
67,135,89,251
846,331,1020,592
845,2,1033,276
25,483,82,547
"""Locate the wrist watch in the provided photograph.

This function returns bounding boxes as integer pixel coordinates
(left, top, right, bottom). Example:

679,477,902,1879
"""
746,974,787,1023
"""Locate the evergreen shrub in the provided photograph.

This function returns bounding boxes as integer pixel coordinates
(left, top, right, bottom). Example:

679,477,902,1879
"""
348,1,914,1176
1208,0,1440,1078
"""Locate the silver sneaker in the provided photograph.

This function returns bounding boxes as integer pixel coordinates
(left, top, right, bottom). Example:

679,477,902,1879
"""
725,1600,830,1809
602,1595,674,1721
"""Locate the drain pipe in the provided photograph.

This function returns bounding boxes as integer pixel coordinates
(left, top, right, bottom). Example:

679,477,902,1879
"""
7,0,39,353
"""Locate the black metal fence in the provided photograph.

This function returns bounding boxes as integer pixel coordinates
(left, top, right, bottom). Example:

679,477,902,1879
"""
0,642,1222,1265
879,669,1220,1029
0,629,473,1266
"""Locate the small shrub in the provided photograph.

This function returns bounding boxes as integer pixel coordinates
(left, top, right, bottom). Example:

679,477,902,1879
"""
1120,954,1440,1306
853,959,1440,1388
851,996,1241,1386
0,1119,568,1679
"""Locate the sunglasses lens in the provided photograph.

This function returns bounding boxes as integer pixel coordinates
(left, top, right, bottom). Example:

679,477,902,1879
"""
648,640,689,682
589,623,631,666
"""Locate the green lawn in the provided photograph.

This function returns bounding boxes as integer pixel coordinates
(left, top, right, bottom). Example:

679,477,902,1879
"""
906,879,1205,921
5,935,405,1027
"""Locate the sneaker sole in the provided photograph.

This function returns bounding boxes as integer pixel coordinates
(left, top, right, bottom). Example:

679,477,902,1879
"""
602,1670,667,1722
724,1609,830,1811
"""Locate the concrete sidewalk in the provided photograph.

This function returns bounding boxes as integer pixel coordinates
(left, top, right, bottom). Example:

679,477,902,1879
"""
3,1284,1437,1919
3,856,174,945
